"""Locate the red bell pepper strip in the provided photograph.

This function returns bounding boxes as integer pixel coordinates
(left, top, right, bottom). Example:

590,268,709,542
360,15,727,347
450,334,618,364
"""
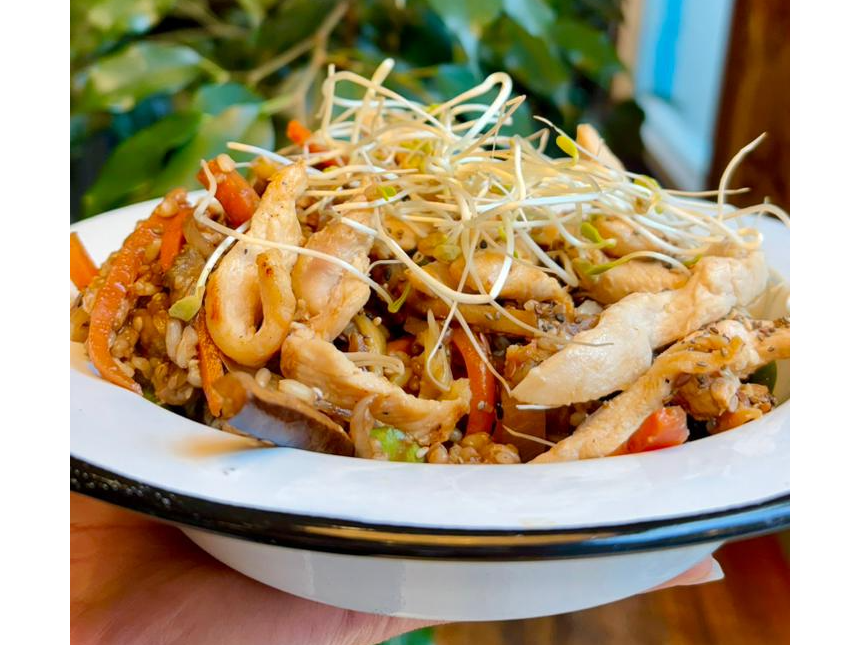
625,406,689,454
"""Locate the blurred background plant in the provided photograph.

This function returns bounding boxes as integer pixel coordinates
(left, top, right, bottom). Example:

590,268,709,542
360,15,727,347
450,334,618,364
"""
71,0,643,220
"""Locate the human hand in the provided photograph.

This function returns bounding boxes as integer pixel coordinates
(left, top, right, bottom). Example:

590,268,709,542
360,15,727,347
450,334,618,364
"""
71,493,721,645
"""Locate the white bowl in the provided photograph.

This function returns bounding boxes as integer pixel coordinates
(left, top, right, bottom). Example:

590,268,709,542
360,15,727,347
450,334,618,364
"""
70,200,789,621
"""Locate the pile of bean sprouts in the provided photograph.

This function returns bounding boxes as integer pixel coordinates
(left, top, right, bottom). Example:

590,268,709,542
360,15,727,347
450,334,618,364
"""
176,58,789,395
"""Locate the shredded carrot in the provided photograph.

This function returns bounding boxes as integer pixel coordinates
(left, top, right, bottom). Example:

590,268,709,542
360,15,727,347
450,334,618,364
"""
159,205,194,271
195,313,225,417
287,120,313,146
86,224,160,393
70,232,99,289
451,328,496,435
386,337,415,355
197,159,260,227
287,120,342,168
85,197,182,393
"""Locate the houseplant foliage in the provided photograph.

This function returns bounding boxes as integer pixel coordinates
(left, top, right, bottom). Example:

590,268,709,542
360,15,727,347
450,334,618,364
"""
71,0,641,219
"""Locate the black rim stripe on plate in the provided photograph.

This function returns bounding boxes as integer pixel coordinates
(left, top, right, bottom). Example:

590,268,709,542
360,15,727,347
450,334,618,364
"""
71,457,789,560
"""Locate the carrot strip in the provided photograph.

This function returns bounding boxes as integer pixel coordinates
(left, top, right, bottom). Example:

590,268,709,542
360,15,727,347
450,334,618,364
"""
287,120,342,168
86,224,160,394
195,313,225,417
451,328,496,435
197,160,260,227
386,337,415,355
287,120,313,146
70,232,99,289
159,206,194,271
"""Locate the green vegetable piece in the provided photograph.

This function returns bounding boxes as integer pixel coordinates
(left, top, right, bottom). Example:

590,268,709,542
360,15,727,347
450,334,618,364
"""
380,185,398,201
579,222,616,249
169,294,202,322
388,284,412,314
370,426,425,462
748,361,778,393
141,383,163,406
580,221,601,244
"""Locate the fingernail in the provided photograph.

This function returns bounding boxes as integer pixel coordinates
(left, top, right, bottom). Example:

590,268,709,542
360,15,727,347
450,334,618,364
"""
695,558,725,584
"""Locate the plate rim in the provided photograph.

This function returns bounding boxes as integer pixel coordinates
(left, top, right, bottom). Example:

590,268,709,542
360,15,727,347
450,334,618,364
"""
71,456,789,560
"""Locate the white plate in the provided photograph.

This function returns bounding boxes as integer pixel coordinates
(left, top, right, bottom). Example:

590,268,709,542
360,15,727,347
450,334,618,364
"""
71,200,789,620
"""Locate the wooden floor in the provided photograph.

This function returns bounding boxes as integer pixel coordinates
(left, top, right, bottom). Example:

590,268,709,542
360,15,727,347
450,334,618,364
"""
433,534,789,645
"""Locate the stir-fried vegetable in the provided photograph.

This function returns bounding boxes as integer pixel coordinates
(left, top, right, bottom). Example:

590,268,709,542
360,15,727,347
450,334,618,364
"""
370,426,425,462
386,337,414,355
451,328,496,435
387,283,412,313
86,223,161,393
749,361,778,392
159,205,194,271
196,158,260,227
287,120,313,146
625,406,689,454
713,407,764,433
70,232,98,289
287,119,341,168
195,313,225,417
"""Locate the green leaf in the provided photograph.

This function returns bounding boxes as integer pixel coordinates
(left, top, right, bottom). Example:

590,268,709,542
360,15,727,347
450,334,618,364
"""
150,104,264,195
71,114,91,151
502,0,555,37
429,62,533,137
551,18,623,86
430,64,482,99
255,0,338,57
601,98,645,164
83,111,202,217
550,0,623,24
108,93,174,141
499,98,534,138
72,0,175,61
488,18,570,101
395,10,454,67
428,0,503,63
236,0,277,27
242,114,276,152
192,83,262,116
78,42,203,113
